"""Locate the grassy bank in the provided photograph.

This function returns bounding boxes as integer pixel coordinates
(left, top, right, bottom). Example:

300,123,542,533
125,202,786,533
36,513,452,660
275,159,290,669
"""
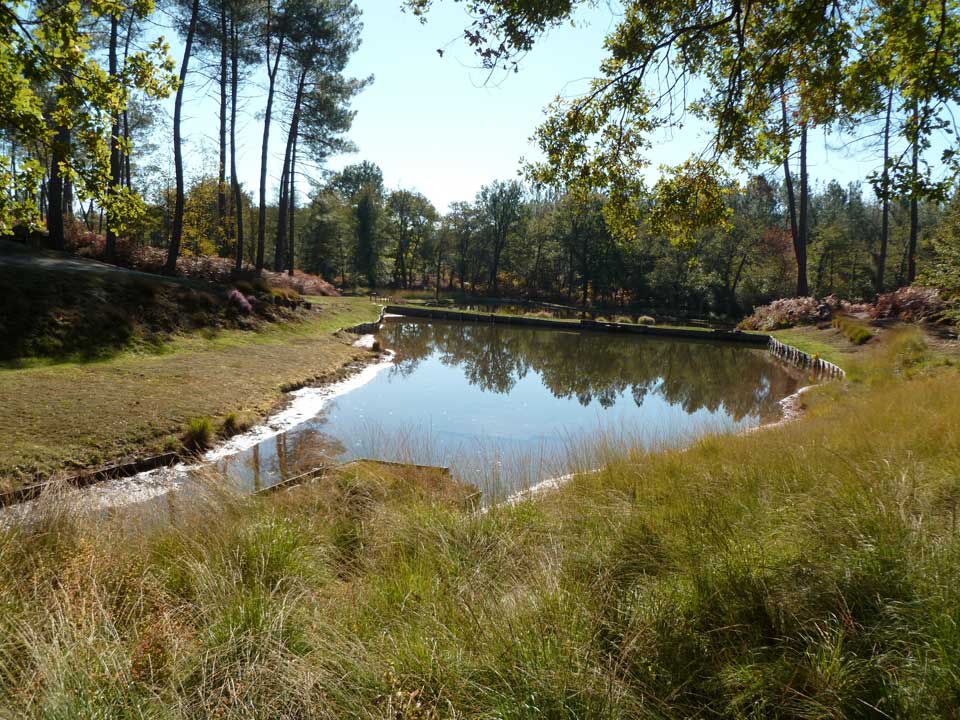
0,295,380,487
1,330,959,716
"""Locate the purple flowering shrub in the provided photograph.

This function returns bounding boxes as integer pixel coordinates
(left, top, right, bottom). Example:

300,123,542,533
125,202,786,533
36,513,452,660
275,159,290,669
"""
227,288,253,315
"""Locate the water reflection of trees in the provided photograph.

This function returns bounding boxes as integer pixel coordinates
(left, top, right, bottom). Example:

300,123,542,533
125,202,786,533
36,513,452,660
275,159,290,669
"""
219,427,346,492
382,320,799,421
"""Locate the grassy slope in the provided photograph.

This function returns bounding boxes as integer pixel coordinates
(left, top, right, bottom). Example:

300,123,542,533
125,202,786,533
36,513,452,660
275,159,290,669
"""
2,330,960,716
771,324,870,369
0,295,379,487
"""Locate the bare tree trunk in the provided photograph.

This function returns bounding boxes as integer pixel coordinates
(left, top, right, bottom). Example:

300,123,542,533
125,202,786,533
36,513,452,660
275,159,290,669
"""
877,88,893,293
287,133,297,275
907,99,920,284
580,228,589,307
797,120,809,296
275,69,306,273
780,89,803,296
217,3,228,248
166,0,201,275
63,178,73,219
105,13,120,262
122,13,134,192
47,126,70,250
256,29,285,274
230,19,244,272
122,110,132,190
275,140,291,271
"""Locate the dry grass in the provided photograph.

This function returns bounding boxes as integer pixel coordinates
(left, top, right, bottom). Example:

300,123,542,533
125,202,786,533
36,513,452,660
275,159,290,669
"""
0,329,959,716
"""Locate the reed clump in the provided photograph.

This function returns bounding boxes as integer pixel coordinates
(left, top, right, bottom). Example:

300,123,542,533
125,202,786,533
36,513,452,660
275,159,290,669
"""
182,416,214,450
1,330,959,716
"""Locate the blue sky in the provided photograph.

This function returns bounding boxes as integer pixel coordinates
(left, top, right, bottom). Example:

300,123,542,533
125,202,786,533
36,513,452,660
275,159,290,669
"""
166,0,894,212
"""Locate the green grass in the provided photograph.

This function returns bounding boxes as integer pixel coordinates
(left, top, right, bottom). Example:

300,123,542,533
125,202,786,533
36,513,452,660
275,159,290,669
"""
391,302,762,336
2,329,960,715
0,295,380,487
832,316,876,345
772,325,860,368
183,417,214,451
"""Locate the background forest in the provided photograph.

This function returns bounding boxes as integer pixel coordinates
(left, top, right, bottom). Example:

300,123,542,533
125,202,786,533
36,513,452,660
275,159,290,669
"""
1,0,959,322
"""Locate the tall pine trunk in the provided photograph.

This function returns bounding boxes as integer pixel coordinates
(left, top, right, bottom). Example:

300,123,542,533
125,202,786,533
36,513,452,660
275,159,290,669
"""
105,14,120,262
780,89,804,297
877,88,893,293
47,125,70,250
907,99,920,284
275,69,305,272
121,13,133,191
274,142,291,271
217,4,228,247
287,133,297,275
256,31,284,274
166,0,201,275
797,120,809,296
230,19,244,272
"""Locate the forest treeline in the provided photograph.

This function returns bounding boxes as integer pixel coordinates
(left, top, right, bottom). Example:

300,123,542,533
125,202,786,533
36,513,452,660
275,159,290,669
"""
0,0,366,275
296,163,957,317
1,0,959,319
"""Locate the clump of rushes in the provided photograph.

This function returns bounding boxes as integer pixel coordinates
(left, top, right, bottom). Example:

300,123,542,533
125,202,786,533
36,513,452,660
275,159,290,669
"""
221,411,253,437
183,416,213,450
833,316,875,345
270,287,302,306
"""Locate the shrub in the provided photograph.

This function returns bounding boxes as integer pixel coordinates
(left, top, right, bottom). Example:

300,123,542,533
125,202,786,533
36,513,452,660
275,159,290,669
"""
637,315,656,325
832,317,874,345
873,286,945,322
840,300,873,315
221,411,253,437
270,287,301,303
233,281,257,296
183,417,214,450
227,289,252,315
262,269,338,297
739,297,829,331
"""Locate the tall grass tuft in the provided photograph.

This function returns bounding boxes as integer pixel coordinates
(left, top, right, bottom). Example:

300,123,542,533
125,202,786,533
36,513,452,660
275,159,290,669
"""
183,416,214,450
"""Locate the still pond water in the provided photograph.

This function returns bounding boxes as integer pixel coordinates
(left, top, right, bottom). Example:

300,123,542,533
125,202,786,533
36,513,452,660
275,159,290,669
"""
212,318,800,497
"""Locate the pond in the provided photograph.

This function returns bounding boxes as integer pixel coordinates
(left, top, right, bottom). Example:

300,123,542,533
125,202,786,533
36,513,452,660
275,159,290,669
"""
210,318,801,498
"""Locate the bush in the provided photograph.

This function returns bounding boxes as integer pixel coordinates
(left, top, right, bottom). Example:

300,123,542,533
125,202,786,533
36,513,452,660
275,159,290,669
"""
832,316,874,345
637,315,656,325
233,281,257,296
221,411,253,437
262,269,338,297
873,286,945,322
227,289,253,315
183,417,214,450
739,297,832,331
270,287,301,302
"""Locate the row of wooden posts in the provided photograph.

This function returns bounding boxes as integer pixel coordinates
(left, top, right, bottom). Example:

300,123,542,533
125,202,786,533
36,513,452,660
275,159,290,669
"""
768,337,846,379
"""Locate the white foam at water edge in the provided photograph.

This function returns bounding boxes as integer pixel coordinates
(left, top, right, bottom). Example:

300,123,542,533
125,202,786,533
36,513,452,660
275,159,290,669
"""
204,345,395,462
